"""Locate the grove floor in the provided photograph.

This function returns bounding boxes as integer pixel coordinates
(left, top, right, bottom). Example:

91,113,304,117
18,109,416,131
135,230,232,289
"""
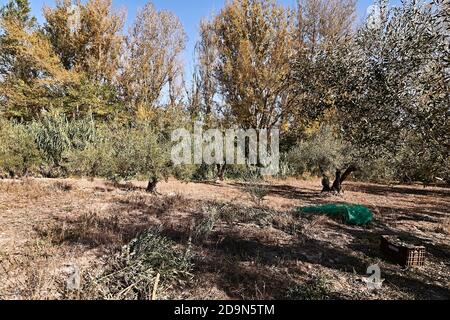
0,177,449,300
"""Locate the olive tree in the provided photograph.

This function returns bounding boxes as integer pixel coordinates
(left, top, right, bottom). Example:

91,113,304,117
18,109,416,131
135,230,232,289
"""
292,0,449,184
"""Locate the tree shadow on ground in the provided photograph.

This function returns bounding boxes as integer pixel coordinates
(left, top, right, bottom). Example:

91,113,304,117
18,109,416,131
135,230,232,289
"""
346,183,450,198
323,219,450,299
159,191,450,299
205,227,450,299
152,178,450,299
33,182,450,300
332,221,450,262
230,181,327,203
34,194,192,249
35,211,155,248
371,204,448,224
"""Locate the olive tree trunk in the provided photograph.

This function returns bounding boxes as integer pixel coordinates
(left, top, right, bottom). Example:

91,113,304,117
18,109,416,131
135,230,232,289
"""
322,165,357,193
216,164,226,181
146,177,158,193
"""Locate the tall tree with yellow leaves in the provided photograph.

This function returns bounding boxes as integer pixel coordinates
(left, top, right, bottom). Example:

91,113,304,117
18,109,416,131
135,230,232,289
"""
193,19,219,122
204,0,297,130
44,0,125,83
0,0,77,120
296,0,355,54
121,2,186,119
43,0,126,119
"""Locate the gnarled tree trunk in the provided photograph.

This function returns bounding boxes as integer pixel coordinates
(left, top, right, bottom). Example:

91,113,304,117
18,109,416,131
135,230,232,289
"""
322,174,331,192
216,164,226,181
322,165,357,193
146,177,158,193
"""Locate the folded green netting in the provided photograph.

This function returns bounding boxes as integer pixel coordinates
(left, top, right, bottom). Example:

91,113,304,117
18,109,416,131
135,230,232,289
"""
297,204,373,226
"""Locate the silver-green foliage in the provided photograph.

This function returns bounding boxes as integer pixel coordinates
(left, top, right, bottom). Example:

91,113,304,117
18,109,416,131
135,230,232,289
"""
343,0,449,182
29,113,96,166
0,120,42,176
287,125,349,176
292,0,449,183
65,123,173,182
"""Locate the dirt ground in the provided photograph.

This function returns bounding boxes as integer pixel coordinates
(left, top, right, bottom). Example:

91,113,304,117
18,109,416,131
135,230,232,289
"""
0,177,449,300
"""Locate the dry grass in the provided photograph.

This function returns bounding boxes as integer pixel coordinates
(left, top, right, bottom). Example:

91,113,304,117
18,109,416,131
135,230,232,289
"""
37,210,124,247
0,177,449,300
436,218,450,235
0,239,62,300
50,181,74,192
243,183,270,206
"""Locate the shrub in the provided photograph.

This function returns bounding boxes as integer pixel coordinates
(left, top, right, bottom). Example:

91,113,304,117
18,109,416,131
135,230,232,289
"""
394,135,450,184
193,205,218,242
227,164,265,181
190,164,265,182
29,113,96,169
354,133,450,184
64,138,114,178
206,201,274,227
287,125,349,176
243,182,269,206
191,164,217,181
354,155,397,183
65,123,191,191
109,125,167,182
0,120,43,177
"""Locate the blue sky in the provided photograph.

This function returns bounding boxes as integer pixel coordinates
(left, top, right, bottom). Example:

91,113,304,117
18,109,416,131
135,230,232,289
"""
2,0,400,77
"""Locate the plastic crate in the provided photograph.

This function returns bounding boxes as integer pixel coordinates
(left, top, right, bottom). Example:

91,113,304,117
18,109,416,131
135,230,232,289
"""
380,235,426,268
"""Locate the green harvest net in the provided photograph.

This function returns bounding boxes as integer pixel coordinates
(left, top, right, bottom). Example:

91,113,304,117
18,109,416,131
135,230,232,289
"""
297,204,373,226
